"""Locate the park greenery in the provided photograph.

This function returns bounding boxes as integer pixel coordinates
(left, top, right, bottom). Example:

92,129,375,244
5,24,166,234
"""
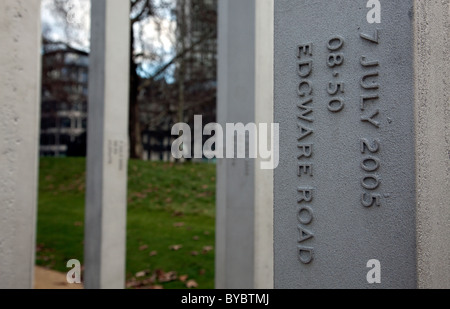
36,158,216,289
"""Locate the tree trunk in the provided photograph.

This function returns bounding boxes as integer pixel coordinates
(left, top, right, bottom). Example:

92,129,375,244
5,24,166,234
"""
129,22,144,160
178,0,187,125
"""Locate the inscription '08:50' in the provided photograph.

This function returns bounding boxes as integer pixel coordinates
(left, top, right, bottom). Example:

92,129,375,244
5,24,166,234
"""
326,36,346,113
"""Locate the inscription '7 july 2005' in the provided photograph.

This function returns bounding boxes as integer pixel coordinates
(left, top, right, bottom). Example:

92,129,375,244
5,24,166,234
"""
359,29,386,208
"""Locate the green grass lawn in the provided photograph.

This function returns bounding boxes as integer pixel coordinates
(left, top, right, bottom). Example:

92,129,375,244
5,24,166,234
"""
36,158,216,289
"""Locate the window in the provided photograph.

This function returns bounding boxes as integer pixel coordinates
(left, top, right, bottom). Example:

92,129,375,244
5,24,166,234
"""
65,53,79,65
48,134,56,145
61,68,69,79
60,134,71,145
42,118,57,129
60,117,71,129
40,134,48,145
49,70,60,79
79,70,88,83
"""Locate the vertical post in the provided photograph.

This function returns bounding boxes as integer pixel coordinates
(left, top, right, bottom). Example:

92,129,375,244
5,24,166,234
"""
216,0,274,289
254,0,274,289
0,0,42,289
274,0,450,289
85,0,130,289
415,0,450,289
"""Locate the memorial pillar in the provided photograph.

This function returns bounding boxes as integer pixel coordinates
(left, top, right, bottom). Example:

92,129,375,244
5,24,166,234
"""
216,0,274,289
84,0,130,289
0,0,42,289
274,0,450,289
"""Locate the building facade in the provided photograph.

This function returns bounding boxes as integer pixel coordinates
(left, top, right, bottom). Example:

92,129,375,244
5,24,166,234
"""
40,48,89,157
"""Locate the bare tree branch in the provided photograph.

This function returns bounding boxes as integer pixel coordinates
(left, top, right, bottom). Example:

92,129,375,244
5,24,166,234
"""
138,29,216,92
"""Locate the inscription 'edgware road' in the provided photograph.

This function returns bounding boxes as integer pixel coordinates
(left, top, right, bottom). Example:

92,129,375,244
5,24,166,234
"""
296,42,315,264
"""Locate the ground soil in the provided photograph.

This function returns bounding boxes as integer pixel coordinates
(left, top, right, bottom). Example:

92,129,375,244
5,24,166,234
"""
34,266,83,289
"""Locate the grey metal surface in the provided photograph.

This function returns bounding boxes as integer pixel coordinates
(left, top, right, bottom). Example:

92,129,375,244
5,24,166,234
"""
216,0,257,289
84,0,130,289
274,0,417,288
217,0,275,289
0,0,41,289
414,0,450,289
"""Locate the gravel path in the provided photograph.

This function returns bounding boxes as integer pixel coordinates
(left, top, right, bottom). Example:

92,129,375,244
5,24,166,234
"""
34,266,83,289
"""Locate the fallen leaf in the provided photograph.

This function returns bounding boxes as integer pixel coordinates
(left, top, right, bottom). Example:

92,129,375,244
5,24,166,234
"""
126,279,138,288
186,280,198,289
141,278,155,286
202,185,209,190
170,245,183,251
204,231,210,236
158,271,178,283
193,236,199,241
139,245,149,251
190,251,199,256
173,222,185,228
202,246,214,254
133,192,147,199
199,269,206,276
173,211,184,217
136,270,149,278
36,244,44,252
149,251,158,257
179,275,189,282
150,285,164,290
197,192,207,198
